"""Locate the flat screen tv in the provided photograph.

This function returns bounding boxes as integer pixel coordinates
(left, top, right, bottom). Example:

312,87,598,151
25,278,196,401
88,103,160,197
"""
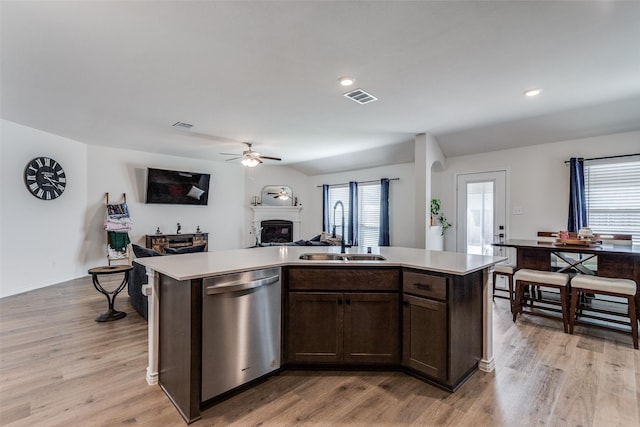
145,168,211,205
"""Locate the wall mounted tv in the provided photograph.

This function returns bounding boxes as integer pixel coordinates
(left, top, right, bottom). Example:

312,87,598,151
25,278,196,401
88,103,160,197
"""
145,168,211,205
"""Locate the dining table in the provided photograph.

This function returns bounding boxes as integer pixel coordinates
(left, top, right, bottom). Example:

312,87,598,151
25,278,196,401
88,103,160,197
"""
493,239,640,317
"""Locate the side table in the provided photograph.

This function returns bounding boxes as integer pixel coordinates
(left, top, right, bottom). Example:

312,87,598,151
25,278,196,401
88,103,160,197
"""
88,264,133,322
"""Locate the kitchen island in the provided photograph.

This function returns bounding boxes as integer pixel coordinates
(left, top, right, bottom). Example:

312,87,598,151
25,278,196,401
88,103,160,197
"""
136,246,504,423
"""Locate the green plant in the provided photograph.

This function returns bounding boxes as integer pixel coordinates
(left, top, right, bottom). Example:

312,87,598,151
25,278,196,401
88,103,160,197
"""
430,198,452,236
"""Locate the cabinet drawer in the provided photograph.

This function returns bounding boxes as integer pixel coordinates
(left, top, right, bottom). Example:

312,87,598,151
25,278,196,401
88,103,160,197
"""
287,268,399,291
403,271,447,300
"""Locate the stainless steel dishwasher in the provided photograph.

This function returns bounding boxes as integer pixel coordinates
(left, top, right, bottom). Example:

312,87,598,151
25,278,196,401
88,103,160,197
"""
201,267,281,402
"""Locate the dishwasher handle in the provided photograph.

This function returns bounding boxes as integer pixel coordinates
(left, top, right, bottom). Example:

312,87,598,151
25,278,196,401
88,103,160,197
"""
205,275,279,295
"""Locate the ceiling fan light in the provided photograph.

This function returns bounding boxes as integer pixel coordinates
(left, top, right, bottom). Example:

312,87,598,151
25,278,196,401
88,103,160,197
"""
278,194,289,200
241,157,260,167
523,88,542,97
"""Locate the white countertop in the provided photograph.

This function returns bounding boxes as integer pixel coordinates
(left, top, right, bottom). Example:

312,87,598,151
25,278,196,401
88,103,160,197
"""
135,246,506,281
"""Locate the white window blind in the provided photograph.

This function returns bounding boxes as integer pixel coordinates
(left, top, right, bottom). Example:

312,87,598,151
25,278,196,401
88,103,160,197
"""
328,185,349,238
358,183,381,248
327,183,382,247
584,159,640,245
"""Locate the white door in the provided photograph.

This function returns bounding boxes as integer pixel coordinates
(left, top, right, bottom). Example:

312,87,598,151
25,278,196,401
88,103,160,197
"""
456,171,507,257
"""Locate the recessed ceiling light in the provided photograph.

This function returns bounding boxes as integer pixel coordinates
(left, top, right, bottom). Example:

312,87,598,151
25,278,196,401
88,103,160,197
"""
523,88,542,97
339,77,355,86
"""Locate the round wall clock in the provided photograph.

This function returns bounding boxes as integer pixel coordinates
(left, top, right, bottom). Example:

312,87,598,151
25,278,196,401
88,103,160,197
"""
24,156,67,200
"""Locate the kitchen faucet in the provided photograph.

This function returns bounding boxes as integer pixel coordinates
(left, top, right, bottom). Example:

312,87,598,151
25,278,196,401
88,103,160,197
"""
332,201,346,254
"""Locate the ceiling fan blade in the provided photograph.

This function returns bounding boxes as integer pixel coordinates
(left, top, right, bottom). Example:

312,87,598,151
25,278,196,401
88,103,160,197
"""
258,155,282,161
225,157,242,161
220,153,241,156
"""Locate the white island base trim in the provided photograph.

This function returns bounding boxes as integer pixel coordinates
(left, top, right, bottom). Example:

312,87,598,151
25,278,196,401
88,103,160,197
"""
142,267,159,385
479,268,495,372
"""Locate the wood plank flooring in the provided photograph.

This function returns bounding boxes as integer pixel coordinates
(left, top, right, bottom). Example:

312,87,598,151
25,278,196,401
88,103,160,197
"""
1,275,639,426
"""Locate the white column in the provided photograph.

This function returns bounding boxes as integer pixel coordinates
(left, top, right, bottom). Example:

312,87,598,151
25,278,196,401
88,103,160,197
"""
478,268,495,372
141,267,159,385
415,133,446,250
415,136,427,249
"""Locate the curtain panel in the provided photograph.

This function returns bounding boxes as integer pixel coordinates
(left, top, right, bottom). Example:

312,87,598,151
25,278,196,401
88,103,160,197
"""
379,178,390,246
322,184,330,233
348,181,358,246
568,157,587,232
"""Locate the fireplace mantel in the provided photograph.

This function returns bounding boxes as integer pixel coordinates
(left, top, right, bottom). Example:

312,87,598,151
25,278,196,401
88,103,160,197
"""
251,206,303,242
251,206,303,215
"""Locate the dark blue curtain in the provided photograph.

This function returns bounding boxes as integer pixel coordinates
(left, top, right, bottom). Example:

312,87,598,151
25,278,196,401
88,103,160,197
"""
568,157,587,232
379,178,390,246
348,181,358,246
322,184,330,233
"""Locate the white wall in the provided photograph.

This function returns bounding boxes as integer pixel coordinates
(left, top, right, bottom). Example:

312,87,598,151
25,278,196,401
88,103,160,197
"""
1,120,88,297
84,145,246,269
5,117,635,297
243,165,312,247
242,163,417,248
432,130,640,251
306,163,417,248
0,119,246,298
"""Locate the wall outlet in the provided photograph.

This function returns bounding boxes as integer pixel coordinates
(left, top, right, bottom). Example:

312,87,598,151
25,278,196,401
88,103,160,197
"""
512,206,524,215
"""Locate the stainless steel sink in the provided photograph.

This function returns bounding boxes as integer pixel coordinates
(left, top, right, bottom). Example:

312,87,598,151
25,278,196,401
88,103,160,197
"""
344,254,386,261
298,253,386,261
298,253,346,261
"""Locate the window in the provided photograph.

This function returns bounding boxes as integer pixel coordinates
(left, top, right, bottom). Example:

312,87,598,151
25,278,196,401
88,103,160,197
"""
584,159,640,245
327,182,381,247
358,183,381,247
327,185,350,238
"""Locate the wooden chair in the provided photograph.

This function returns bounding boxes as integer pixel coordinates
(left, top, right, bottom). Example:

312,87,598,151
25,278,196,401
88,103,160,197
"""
569,275,638,349
513,269,571,332
492,263,516,309
598,233,633,246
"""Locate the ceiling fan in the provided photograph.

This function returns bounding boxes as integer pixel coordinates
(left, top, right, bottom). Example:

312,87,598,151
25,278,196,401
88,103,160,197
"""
220,142,282,167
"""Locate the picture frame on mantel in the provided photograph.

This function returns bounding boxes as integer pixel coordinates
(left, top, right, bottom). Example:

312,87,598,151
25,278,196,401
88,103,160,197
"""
261,185,294,206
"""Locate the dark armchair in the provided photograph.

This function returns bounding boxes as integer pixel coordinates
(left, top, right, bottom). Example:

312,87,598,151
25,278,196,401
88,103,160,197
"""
128,243,207,320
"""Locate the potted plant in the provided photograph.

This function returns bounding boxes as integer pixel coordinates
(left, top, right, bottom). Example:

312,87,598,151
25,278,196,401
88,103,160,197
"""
430,199,452,236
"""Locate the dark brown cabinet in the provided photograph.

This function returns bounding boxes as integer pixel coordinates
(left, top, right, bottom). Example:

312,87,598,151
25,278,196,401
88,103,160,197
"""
402,294,447,381
344,293,400,364
288,292,343,363
286,268,400,365
401,269,483,390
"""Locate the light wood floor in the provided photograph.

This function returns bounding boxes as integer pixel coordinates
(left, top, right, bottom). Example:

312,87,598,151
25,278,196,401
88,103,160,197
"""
1,276,639,426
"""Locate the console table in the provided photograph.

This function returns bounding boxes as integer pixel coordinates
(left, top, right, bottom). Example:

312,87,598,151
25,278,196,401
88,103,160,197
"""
146,233,208,253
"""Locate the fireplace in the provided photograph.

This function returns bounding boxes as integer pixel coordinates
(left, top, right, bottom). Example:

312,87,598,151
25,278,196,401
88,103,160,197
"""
251,205,302,246
261,220,293,243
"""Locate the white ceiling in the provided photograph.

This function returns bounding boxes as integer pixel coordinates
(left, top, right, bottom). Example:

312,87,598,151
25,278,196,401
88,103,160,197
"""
2,1,640,175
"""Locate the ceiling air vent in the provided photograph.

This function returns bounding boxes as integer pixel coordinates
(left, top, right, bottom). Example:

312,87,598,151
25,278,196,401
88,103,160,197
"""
343,88,378,105
172,121,193,129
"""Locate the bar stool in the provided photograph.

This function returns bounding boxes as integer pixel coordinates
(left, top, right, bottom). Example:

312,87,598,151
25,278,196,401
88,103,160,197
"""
492,263,515,306
569,275,638,349
513,269,570,332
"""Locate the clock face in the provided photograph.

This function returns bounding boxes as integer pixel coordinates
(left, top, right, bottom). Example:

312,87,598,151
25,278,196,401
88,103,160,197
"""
24,157,67,200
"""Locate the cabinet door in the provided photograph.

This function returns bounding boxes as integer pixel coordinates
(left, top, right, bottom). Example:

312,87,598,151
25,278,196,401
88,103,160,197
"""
402,294,447,381
287,292,343,364
343,293,400,364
